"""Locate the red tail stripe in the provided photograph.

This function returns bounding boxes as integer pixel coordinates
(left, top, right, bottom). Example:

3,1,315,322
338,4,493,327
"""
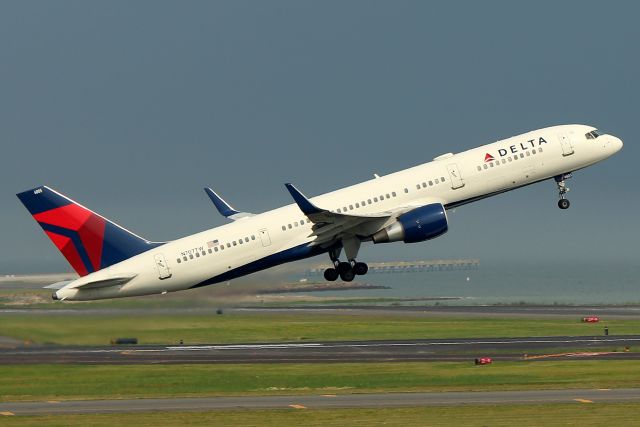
77,215,106,272
34,204,92,231
45,231,88,276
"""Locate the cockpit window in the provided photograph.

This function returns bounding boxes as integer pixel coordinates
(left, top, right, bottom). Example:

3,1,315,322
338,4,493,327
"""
585,130,601,140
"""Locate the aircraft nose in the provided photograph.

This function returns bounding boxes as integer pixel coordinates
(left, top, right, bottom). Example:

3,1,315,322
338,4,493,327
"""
610,135,623,153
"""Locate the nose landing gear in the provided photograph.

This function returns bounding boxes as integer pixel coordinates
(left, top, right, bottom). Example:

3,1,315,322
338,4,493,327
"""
555,173,572,210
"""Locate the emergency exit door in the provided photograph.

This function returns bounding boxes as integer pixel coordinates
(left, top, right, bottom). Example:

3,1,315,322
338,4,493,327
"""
154,254,172,280
258,229,271,247
447,163,465,189
558,133,574,156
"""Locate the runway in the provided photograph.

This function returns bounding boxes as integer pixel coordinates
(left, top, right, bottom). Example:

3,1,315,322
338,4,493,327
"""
2,335,639,364
1,388,640,415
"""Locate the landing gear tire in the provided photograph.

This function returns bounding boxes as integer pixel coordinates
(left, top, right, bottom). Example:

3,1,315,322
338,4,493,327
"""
340,268,356,282
336,262,351,275
558,199,570,210
323,268,339,281
353,262,368,275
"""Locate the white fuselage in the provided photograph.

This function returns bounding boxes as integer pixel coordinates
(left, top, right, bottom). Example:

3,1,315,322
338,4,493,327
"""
55,124,623,300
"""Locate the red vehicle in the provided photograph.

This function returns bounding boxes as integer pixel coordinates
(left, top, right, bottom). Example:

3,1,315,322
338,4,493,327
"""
475,357,493,365
582,316,600,323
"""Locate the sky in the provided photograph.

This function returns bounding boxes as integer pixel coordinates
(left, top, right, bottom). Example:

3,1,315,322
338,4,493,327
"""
1,1,638,274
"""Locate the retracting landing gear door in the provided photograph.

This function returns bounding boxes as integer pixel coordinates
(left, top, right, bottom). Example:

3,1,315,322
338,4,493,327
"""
154,253,172,280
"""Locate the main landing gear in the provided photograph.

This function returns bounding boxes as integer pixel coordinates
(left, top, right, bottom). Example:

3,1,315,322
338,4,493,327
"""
323,245,369,282
555,173,572,210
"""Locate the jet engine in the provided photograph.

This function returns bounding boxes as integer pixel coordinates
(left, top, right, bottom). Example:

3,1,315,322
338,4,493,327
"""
372,203,448,244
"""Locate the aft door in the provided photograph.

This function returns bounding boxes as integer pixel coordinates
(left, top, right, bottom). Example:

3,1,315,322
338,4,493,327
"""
558,133,574,156
154,254,172,280
258,229,271,247
446,163,465,189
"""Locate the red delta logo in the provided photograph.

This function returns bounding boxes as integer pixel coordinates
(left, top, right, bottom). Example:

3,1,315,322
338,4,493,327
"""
484,153,495,163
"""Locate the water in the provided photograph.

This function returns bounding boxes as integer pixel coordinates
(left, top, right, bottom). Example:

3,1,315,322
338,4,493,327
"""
302,259,640,305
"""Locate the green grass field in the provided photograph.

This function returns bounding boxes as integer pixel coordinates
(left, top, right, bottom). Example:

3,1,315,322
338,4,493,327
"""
2,360,640,402
2,404,640,427
1,312,634,345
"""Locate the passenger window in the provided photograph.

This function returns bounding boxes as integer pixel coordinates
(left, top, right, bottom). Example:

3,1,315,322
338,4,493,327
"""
337,208,341,213
386,194,390,199
429,180,433,186
392,192,396,197
183,256,187,261
532,149,536,154
483,164,488,169
189,254,194,259
196,252,200,257
441,177,446,181
349,204,354,210
502,159,506,164
477,166,481,171
416,184,420,190
226,243,231,248
288,224,292,229
368,199,372,204
232,241,237,246
435,178,439,184
208,249,212,254
403,188,408,193
490,162,494,168
239,239,243,244
508,157,512,162
374,197,378,202
520,153,524,158
421,182,426,188
526,151,530,156
294,222,298,227
252,235,256,240
355,202,360,208
214,247,219,252
202,251,206,256
513,155,518,160
282,225,286,231
177,258,181,263
538,147,543,153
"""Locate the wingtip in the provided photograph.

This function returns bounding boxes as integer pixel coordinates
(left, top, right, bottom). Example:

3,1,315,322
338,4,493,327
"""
284,182,321,215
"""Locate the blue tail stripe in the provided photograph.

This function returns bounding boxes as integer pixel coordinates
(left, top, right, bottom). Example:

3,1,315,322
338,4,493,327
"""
100,222,164,269
16,187,73,215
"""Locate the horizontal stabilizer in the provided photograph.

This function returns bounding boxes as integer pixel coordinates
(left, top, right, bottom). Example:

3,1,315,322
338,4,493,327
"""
44,280,73,290
204,187,253,220
70,275,137,290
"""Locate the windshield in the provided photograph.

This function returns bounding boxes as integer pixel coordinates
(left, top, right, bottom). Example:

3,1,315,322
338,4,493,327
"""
585,129,601,140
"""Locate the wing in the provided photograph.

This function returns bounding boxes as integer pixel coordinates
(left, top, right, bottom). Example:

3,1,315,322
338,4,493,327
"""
284,183,392,245
204,187,254,220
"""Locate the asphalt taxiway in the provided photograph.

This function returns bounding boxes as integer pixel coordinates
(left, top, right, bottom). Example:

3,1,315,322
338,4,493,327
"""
2,388,640,415
1,335,639,365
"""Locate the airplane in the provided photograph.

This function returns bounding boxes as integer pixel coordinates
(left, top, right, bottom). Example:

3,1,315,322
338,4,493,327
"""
17,124,622,301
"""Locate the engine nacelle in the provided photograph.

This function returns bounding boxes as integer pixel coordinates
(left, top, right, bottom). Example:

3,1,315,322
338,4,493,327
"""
372,203,448,244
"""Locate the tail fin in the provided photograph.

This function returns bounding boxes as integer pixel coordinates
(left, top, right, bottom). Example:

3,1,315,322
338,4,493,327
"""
17,186,164,276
